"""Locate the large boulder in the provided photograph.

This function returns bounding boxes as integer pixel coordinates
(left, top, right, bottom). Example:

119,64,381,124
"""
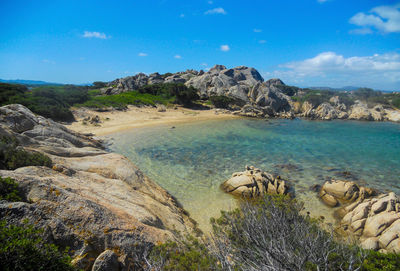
318,179,400,253
348,101,384,121
0,104,198,270
221,166,290,197
186,65,264,103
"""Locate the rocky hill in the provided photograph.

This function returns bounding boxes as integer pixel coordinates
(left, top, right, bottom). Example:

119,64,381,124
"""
0,104,198,270
102,65,400,122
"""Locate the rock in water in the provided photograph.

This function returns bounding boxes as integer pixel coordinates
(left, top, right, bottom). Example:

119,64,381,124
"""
318,179,400,253
0,104,198,270
221,165,290,197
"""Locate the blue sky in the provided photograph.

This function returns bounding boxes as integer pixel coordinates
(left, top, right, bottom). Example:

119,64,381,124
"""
0,0,399,90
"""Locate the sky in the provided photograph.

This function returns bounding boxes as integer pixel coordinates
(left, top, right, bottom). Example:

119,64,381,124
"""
0,0,399,90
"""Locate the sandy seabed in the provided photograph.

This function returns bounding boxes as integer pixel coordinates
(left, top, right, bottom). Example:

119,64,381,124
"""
66,105,238,136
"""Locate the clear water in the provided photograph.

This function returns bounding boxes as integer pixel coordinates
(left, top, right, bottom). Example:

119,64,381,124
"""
105,119,400,231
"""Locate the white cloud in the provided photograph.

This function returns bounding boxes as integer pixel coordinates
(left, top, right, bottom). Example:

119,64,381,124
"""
174,55,182,59
349,3,400,33
317,0,328,3
253,29,262,33
205,7,227,15
82,31,108,39
180,13,185,18
138,52,148,57
267,51,400,89
208,1,213,4
259,40,267,44
220,45,230,51
200,63,208,67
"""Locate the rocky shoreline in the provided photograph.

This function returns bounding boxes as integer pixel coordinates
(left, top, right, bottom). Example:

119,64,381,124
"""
222,167,400,254
1,104,400,270
102,64,400,123
0,104,198,270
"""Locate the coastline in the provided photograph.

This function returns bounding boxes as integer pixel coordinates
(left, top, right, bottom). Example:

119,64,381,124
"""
66,105,239,136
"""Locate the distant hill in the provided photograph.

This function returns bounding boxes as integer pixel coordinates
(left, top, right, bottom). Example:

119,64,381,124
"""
0,79,64,86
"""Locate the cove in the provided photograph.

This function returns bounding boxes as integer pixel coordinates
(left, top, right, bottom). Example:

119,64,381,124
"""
105,118,400,231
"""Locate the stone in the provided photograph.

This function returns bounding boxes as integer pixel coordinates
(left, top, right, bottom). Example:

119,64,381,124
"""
317,179,400,253
221,166,290,197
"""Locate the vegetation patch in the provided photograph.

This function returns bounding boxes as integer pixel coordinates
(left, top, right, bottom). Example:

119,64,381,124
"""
0,136,52,170
209,95,243,109
0,220,76,271
0,83,90,122
147,195,400,271
0,176,23,202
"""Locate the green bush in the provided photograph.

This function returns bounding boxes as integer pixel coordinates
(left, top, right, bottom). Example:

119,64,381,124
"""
392,97,400,109
149,235,219,271
77,90,174,109
0,220,76,271
209,95,237,109
0,136,52,170
0,176,23,202
0,83,90,122
362,250,400,271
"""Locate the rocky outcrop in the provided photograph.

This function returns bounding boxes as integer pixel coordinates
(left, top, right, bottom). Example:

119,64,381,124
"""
221,166,290,197
0,104,198,270
303,103,348,120
318,179,400,253
319,180,375,207
103,70,201,95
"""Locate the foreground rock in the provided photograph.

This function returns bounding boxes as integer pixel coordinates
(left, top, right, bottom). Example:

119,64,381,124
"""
319,179,400,253
0,104,198,270
221,166,290,197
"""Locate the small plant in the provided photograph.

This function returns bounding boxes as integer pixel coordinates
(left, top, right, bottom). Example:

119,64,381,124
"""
0,220,76,271
209,95,237,109
148,235,219,271
0,176,23,202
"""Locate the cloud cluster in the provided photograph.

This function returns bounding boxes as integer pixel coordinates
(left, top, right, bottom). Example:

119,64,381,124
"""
82,31,108,39
220,45,230,51
174,55,182,59
205,7,227,15
138,52,148,57
267,51,400,89
350,3,400,34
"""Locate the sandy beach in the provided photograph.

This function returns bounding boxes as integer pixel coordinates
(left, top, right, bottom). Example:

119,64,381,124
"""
66,105,239,136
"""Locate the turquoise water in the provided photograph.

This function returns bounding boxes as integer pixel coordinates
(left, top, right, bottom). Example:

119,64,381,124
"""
105,119,400,230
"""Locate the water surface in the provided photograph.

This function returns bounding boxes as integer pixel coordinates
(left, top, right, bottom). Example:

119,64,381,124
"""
105,119,400,231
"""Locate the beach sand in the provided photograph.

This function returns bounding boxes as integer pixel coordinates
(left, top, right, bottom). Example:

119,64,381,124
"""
66,105,238,136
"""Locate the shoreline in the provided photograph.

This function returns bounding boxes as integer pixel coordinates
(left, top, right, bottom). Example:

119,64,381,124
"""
66,105,239,136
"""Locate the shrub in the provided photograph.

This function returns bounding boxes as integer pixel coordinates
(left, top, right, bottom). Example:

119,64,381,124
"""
0,176,23,202
392,97,400,109
209,95,237,109
0,136,52,170
361,250,400,271
0,220,76,271
148,236,219,271
210,195,365,271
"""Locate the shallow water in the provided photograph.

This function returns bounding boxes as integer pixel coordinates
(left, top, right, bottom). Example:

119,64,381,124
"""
105,118,400,231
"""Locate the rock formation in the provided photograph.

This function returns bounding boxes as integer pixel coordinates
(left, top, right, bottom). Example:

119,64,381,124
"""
319,179,400,253
221,166,290,197
101,65,400,122
0,104,198,270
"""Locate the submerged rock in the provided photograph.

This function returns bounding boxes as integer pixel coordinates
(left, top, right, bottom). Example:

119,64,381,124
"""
221,165,290,197
0,104,198,270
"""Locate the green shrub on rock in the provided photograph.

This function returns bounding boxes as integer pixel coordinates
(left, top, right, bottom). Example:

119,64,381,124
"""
0,176,23,202
0,136,52,170
0,220,76,271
